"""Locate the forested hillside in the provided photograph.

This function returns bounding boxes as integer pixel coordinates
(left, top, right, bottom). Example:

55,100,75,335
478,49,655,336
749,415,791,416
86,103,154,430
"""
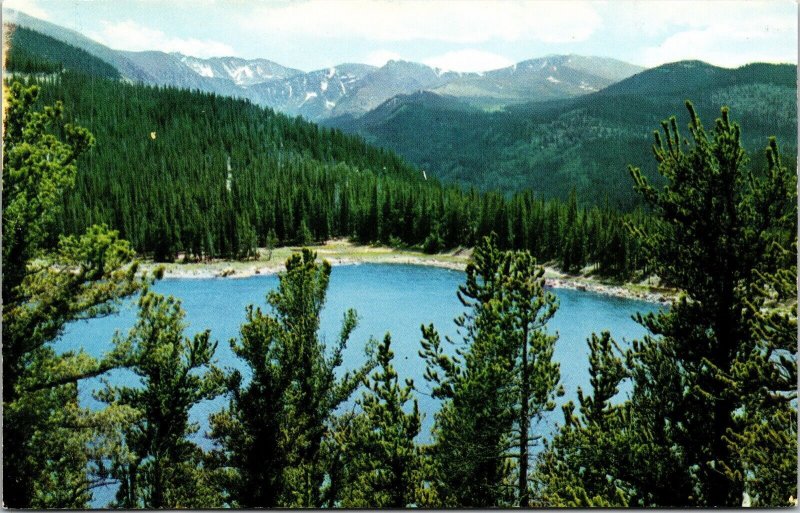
12,18,793,213
5,25,121,78
333,61,797,209
17,72,646,276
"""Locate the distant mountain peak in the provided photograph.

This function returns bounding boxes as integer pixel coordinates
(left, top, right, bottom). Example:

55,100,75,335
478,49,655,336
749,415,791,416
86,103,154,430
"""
174,53,302,86
3,13,646,122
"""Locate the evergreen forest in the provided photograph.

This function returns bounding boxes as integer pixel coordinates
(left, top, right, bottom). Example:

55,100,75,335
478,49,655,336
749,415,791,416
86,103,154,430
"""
15,71,649,277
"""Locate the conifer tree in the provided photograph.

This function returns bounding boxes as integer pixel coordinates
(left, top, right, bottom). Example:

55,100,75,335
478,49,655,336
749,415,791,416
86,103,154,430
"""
335,334,423,507
560,190,584,273
534,103,797,508
624,104,797,506
296,218,314,245
207,303,288,507
209,250,373,507
2,82,145,508
98,292,225,508
503,250,561,506
420,234,560,507
533,332,634,507
533,104,797,508
723,141,797,506
266,228,279,260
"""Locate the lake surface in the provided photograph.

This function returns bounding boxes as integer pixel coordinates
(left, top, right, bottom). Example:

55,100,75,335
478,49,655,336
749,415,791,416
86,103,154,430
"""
56,263,660,504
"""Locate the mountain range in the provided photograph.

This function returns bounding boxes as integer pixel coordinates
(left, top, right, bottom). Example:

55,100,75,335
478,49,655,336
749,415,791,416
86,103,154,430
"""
3,9,642,120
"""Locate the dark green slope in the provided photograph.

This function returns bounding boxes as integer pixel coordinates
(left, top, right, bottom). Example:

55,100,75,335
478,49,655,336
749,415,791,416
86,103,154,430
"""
22,72,425,259
332,91,502,190
575,61,797,143
333,61,797,209
5,25,121,78
595,60,794,96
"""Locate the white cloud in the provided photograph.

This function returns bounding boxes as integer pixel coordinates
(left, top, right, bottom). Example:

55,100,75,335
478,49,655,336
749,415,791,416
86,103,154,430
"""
606,0,795,37
635,2,797,67
87,20,235,58
424,49,514,72
240,0,602,44
3,0,50,20
605,0,796,67
641,26,796,68
363,49,403,67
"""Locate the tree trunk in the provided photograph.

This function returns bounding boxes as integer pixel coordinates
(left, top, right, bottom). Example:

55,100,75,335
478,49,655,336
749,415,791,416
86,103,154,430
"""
519,324,530,507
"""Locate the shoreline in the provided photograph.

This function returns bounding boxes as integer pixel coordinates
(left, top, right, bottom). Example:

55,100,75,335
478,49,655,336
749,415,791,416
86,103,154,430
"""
141,241,676,305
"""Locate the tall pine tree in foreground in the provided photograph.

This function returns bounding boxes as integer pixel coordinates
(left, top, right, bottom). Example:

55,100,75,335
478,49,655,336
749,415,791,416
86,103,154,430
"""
535,103,797,507
2,82,146,507
722,140,797,506
208,249,373,507
420,234,560,507
627,104,797,506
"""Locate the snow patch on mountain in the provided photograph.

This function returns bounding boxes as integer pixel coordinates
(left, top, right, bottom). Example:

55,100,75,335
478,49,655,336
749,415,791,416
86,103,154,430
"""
224,64,254,84
188,61,214,78
301,91,318,105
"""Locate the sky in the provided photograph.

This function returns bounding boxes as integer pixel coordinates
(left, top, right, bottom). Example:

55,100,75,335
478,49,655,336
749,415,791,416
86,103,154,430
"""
3,0,797,72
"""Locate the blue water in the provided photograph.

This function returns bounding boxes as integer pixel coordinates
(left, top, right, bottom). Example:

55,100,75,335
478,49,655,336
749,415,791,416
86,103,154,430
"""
55,263,660,505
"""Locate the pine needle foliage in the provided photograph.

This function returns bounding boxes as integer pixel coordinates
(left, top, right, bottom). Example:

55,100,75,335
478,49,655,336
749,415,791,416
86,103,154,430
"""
2,82,147,508
420,234,561,507
535,102,797,507
97,292,225,508
208,249,374,507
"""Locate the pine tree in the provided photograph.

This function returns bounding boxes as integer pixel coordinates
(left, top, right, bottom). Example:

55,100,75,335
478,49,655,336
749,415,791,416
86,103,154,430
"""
722,140,797,506
98,292,225,508
533,104,797,508
207,303,288,507
266,228,279,260
538,103,797,507
335,334,423,507
533,332,634,507
420,234,560,507
560,190,585,273
296,218,314,245
235,213,258,259
625,104,797,506
209,250,373,507
504,250,561,506
2,82,145,507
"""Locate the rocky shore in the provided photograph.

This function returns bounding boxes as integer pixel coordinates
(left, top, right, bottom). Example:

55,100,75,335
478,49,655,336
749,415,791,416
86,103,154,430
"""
145,248,675,305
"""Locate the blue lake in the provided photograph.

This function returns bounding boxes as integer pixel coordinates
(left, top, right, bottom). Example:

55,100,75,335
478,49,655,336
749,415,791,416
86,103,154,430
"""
56,263,660,504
